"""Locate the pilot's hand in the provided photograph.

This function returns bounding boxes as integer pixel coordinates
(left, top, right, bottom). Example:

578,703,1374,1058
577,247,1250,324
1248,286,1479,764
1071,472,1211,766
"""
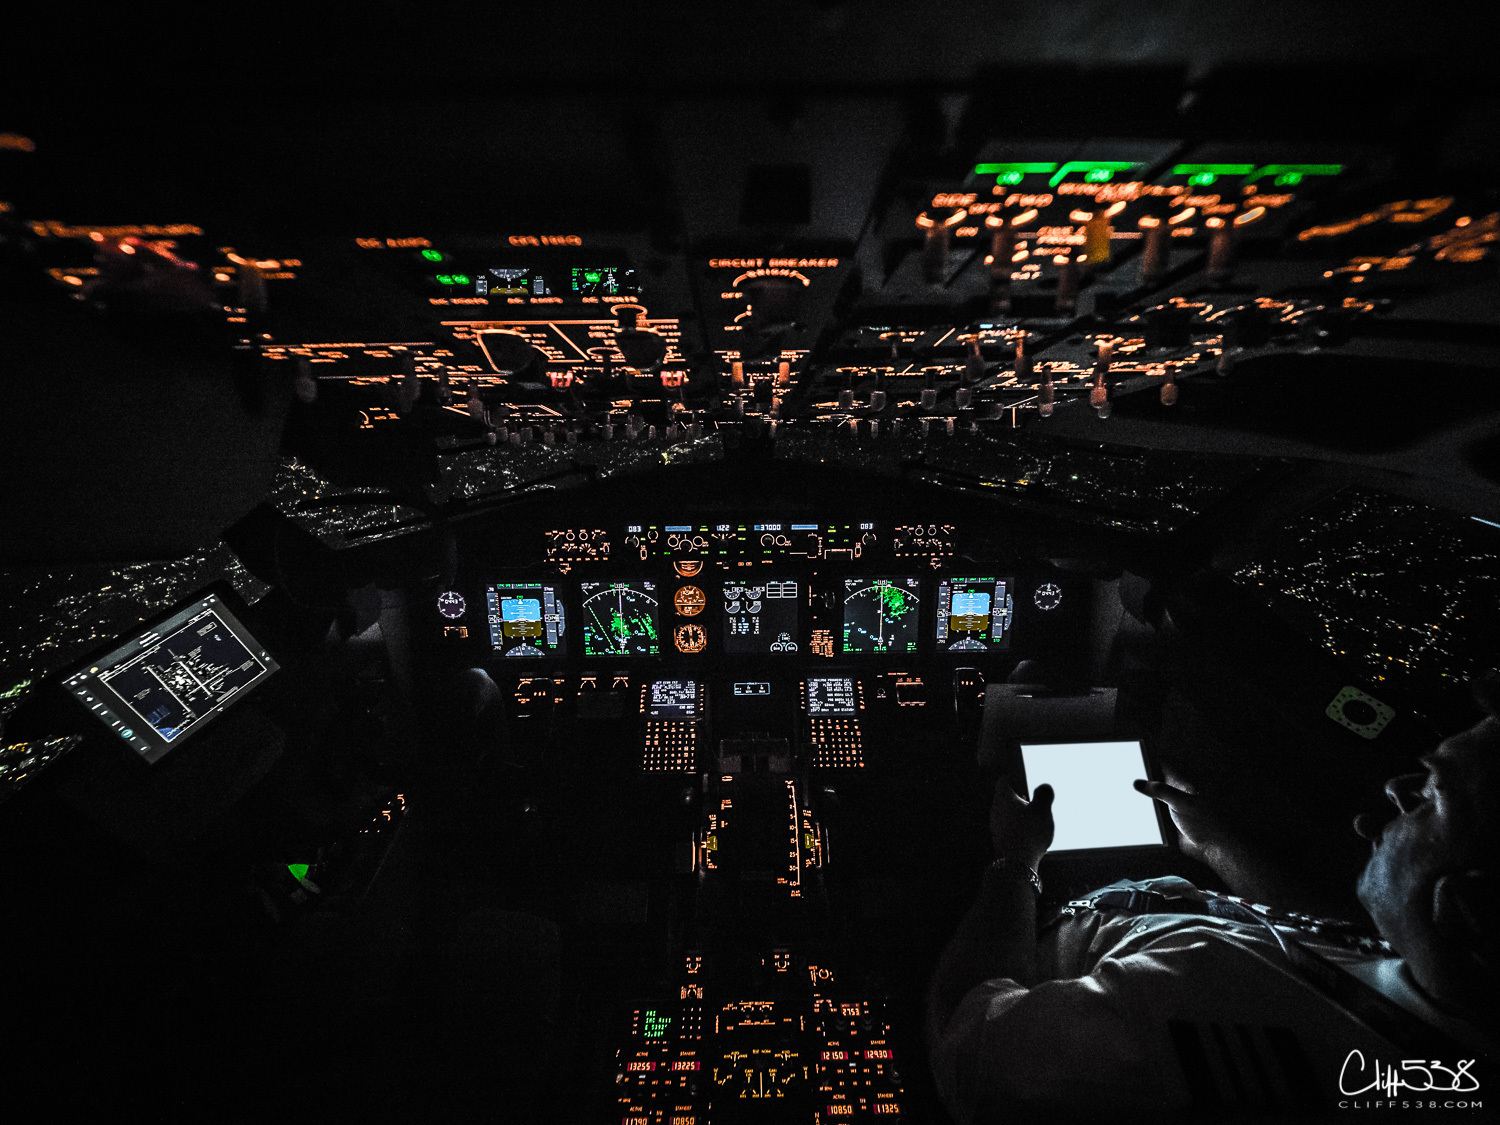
991,778,1055,869
1133,777,1228,865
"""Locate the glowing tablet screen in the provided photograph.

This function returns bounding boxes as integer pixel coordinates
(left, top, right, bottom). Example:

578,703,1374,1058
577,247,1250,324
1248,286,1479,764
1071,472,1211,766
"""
1019,741,1165,851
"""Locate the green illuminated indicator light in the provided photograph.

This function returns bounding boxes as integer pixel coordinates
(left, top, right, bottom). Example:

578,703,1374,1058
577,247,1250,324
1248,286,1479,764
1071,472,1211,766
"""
1244,163,1343,184
435,274,471,285
420,249,444,262
1048,161,1140,188
584,271,602,283
1172,164,1254,177
975,161,1057,185
973,162,1058,177
288,863,310,881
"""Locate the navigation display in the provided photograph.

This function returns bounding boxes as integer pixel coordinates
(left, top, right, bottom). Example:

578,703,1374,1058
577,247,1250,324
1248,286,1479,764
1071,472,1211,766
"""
60,593,279,764
581,581,661,657
487,584,565,658
841,577,921,654
807,677,858,716
570,265,639,297
647,680,698,719
935,577,1014,652
723,578,800,653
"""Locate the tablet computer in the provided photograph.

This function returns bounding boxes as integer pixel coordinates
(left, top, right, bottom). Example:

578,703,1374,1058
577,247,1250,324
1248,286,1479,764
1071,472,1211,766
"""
1019,740,1170,852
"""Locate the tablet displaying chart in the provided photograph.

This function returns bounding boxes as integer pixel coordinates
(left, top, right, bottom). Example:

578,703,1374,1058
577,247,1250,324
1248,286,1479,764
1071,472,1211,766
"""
60,593,279,764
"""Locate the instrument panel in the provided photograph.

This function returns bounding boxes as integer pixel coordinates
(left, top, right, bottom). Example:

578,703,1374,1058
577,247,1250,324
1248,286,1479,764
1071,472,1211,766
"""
433,517,1079,672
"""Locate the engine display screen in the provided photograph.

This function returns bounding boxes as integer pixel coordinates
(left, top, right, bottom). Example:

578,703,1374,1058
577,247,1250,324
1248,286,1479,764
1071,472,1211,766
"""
807,677,858,716
934,577,1014,653
60,593,278,764
581,581,661,657
647,680,698,718
723,578,800,653
487,583,566,658
841,577,921,654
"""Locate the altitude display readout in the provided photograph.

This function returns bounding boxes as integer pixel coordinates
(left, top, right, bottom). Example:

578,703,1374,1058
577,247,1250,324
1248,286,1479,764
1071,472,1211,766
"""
723,578,800,653
581,581,661,657
934,577,1014,652
842,578,921,654
486,583,566,657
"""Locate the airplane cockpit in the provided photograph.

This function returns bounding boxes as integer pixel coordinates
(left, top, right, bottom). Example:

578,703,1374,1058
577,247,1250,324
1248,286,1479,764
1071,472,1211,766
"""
3,7,1497,1120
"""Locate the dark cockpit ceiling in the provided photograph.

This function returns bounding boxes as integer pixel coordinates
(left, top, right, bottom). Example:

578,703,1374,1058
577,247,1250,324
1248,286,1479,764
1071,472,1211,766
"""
2,4,1498,1120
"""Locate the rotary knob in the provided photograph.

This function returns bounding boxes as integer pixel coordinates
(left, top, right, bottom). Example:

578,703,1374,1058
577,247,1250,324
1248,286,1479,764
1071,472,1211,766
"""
616,328,667,371
1143,306,1193,349
917,206,968,284
1220,305,1272,350
741,274,805,332
481,331,544,378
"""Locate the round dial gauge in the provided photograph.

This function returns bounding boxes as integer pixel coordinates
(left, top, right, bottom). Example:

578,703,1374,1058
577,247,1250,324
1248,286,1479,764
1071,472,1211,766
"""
674,560,704,577
674,623,708,653
437,591,467,619
674,585,706,617
1033,583,1063,611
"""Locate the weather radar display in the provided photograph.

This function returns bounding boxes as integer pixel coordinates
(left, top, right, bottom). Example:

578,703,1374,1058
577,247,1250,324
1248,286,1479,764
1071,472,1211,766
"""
487,584,565,657
842,577,921,654
935,577,1014,652
581,581,661,656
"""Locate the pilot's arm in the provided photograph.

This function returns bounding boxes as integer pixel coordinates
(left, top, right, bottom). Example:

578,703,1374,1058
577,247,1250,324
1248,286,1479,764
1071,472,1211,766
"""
926,779,1054,1045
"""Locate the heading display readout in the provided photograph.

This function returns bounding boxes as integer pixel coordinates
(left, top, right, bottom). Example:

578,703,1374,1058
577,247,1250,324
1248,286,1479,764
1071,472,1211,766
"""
487,583,566,657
